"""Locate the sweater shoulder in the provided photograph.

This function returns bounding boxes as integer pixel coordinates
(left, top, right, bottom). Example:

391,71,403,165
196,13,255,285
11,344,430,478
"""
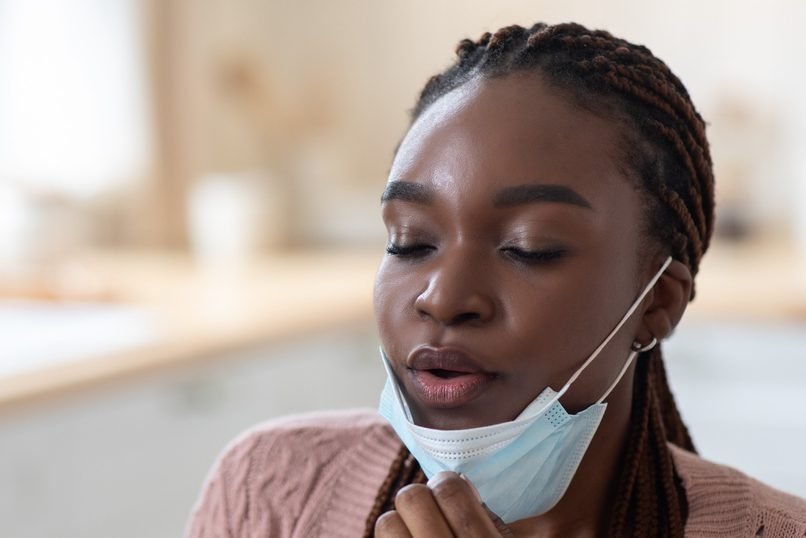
186,409,401,538
231,407,394,454
669,444,806,537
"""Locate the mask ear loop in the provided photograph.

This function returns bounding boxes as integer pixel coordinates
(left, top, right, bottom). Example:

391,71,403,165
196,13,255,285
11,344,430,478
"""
554,256,672,404
596,337,658,404
379,348,415,421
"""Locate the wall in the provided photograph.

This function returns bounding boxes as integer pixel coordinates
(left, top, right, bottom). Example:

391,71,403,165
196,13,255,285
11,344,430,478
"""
146,0,806,247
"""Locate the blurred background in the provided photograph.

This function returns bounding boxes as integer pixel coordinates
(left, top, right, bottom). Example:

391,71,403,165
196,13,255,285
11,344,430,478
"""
1,1,805,536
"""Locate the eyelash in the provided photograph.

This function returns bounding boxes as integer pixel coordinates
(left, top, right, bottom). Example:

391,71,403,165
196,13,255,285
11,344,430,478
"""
501,246,566,264
385,243,434,258
385,243,566,264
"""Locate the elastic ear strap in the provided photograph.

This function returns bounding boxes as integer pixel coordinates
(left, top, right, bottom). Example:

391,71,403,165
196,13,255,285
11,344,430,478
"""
557,256,672,400
596,350,638,404
380,348,414,421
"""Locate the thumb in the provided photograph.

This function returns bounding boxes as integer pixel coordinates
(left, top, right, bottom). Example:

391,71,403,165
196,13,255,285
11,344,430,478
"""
482,504,515,537
458,474,515,537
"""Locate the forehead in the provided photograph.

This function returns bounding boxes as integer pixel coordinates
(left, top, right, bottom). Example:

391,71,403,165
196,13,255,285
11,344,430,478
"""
389,73,631,207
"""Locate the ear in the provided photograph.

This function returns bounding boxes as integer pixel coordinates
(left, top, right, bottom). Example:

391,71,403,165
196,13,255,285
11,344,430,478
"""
635,259,692,344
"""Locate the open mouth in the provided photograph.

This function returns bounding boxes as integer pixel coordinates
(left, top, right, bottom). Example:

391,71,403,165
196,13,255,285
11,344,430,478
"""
408,368,497,408
427,368,469,379
404,345,497,408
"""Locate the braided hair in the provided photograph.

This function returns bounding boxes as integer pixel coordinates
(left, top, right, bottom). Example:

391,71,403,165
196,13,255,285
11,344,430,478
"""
367,22,713,537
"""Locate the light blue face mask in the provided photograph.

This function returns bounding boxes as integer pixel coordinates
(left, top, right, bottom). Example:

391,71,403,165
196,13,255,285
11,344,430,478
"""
378,256,672,523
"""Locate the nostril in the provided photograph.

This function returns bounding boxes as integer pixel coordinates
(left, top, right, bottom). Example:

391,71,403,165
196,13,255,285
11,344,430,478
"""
451,312,481,325
416,306,432,321
414,283,495,326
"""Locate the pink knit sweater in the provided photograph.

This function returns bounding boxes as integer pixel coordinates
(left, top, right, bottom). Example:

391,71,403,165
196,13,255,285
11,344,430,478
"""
186,409,806,537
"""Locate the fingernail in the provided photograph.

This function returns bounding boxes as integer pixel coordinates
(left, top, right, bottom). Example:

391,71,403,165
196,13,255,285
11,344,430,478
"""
459,473,483,503
426,471,455,488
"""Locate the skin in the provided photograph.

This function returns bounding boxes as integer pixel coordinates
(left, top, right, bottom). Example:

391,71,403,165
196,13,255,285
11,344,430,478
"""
373,72,692,537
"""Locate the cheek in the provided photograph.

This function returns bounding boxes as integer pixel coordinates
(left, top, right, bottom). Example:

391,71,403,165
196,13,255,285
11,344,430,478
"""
504,278,583,363
373,259,418,348
502,264,628,370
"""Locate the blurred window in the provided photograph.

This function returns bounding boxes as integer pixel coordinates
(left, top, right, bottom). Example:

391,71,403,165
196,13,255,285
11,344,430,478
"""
0,0,150,197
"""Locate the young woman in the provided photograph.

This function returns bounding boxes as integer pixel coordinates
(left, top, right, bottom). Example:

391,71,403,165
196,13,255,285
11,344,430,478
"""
187,22,806,537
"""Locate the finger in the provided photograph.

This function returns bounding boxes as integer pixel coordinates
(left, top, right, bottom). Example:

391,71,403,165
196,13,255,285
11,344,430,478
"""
394,483,454,537
375,510,413,538
483,504,515,538
428,472,501,537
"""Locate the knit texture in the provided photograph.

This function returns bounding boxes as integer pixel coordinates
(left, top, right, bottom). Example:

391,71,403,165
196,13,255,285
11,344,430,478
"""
186,409,806,537
670,445,806,537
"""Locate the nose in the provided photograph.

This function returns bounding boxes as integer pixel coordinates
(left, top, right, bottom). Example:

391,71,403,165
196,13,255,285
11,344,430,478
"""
413,251,496,326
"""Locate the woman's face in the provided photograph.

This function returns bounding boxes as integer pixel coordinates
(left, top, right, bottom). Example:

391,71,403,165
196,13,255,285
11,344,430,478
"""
374,72,658,430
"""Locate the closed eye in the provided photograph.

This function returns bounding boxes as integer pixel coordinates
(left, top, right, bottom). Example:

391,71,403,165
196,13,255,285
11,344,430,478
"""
501,247,566,264
385,243,435,258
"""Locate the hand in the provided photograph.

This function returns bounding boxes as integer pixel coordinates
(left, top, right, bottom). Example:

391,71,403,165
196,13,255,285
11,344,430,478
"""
374,471,514,537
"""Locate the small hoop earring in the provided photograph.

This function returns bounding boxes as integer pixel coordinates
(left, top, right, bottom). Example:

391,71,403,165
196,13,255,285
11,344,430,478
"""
631,337,658,352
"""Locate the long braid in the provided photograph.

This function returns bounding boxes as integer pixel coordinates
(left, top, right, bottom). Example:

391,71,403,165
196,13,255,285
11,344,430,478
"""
363,446,427,538
368,22,713,537
364,445,407,537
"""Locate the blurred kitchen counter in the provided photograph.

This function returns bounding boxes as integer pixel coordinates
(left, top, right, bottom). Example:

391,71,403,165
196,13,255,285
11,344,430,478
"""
0,248,380,413
691,238,806,320
1,239,804,413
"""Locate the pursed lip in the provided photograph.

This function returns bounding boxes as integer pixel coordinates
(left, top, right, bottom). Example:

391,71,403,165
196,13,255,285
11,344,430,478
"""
405,346,497,408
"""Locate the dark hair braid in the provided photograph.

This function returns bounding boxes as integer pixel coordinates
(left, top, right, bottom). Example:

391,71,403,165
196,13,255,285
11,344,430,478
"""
363,446,427,537
368,21,711,538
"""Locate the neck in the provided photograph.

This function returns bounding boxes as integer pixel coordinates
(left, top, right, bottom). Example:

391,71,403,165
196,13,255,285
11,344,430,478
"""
507,370,635,537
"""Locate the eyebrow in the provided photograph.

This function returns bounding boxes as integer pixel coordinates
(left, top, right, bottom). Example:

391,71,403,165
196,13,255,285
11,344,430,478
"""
381,181,433,204
380,180,593,210
493,184,593,210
